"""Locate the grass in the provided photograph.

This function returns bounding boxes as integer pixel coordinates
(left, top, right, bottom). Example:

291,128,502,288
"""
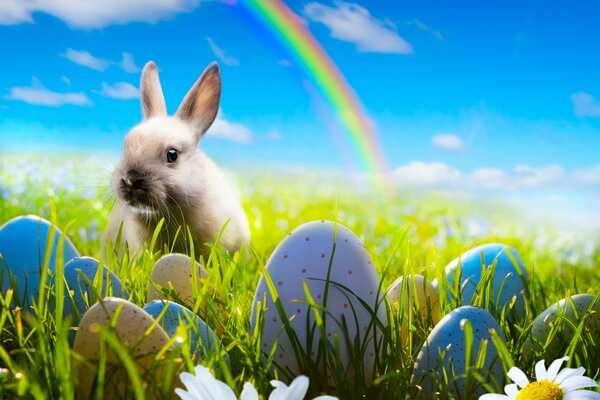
1,154,599,399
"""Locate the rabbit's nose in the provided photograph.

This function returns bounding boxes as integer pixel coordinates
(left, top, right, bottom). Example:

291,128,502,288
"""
121,170,147,193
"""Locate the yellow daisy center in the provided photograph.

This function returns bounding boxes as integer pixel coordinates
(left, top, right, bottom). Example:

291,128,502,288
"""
515,380,563,400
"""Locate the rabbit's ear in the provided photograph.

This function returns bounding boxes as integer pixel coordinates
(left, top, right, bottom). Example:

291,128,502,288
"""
140,61,167,119
176,62,221,141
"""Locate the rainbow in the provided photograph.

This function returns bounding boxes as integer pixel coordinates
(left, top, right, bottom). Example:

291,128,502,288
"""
239,0,391,190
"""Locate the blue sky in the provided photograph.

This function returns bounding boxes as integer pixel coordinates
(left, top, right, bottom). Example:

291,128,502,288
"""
1,0,599,215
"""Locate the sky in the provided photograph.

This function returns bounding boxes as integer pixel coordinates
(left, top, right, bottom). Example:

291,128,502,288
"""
0,0,599,226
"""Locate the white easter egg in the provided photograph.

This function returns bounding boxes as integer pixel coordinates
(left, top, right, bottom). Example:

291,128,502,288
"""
411,306,505,398
0,215,79,306
433,243,528,318
250,220,385,384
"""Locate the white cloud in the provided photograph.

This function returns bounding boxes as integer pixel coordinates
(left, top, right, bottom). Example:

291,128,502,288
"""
62,48,111,71
390,162,591,191
266,129,282,141
119,52,140,73
96,82,139,100
206,37,239,67
207,116,252,143
572,165,600,186
409,18,443,40
0,0,200,28
62,48,140,73
432,133,465,151
4,78,92,106
304,2,413,54
393,161,461,186
571,92,600,117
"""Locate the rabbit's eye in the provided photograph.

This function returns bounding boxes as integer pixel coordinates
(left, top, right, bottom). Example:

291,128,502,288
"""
166,148,178,163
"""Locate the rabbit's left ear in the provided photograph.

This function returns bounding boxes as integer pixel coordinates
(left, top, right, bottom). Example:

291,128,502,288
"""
176,62,221,141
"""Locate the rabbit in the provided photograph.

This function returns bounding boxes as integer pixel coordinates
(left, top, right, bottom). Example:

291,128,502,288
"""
104,61,250,260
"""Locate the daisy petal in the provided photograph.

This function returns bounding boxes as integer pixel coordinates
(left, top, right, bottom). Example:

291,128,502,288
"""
313,397,339,400
507,367,529,388
555,367,586,385
241,382,259,400
479,395,511,400
546,356,569,381
284,375,310,400
560,376,598,391
564,390,600,400
175,388,202,400
534,359,547,381
505,383,519,396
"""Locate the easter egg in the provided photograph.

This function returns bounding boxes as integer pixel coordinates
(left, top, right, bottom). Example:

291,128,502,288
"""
73,297,179,399
147,253,226,333
143,300,225,361
411,306,505,398
147,253,209,307
63,257,129,321
433,243,528,318
250,220,385,384
0,215,79,306
387,274,440,344
523,294,600,362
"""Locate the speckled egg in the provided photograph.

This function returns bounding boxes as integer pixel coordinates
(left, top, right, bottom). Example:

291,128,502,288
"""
0,215,79,306
523,294,600,362
73,297,177,399
63,257,129,321
143,300,225,362
433,243,528,318
387,274,440,344
250,220,385,384
411,306,505,398
147,253,209,307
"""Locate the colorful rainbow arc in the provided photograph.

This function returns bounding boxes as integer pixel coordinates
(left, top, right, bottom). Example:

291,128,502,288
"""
242,0,391,190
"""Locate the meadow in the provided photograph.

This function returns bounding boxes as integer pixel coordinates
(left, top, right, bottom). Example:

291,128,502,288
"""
0,154,599,399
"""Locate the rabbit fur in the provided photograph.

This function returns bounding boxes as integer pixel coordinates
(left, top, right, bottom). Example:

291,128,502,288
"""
104,61,250,260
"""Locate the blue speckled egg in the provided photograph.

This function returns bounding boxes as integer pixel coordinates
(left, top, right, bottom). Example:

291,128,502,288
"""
143,300,225,361
411,306,506,398
433,243,528,318
63,257,129,320
0,215,79,306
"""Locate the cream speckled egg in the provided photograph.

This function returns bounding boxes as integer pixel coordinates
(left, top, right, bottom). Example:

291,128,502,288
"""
147,253,209,307
387,274,440,344
523,294,600,362
411,306,505,398
250,220,385,384
73,297,178,399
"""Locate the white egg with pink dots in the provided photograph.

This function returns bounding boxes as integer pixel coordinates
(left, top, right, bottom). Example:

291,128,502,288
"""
250,220,385,384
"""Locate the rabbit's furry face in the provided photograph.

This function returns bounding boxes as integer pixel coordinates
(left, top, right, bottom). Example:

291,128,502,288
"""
112,117,202,217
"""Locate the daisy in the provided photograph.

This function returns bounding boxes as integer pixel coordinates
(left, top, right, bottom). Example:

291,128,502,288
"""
480,356,600,400
175,365,338,400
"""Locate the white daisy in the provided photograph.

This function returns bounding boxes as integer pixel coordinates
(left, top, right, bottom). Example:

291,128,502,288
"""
175,365,338,400
480,356,600,400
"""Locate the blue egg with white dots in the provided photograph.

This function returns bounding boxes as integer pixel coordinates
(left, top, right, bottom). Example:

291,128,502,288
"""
143,300,226,362
433,243,528,318
63,257,129,321
0,215,79,306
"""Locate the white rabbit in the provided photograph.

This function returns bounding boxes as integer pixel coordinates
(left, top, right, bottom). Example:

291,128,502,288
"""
104,61,250,260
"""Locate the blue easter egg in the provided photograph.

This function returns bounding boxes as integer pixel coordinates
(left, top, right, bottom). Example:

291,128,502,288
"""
63,257,129,320
411,306,506,398
143,300,225,361
433,243,528,318
0,215,79,306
